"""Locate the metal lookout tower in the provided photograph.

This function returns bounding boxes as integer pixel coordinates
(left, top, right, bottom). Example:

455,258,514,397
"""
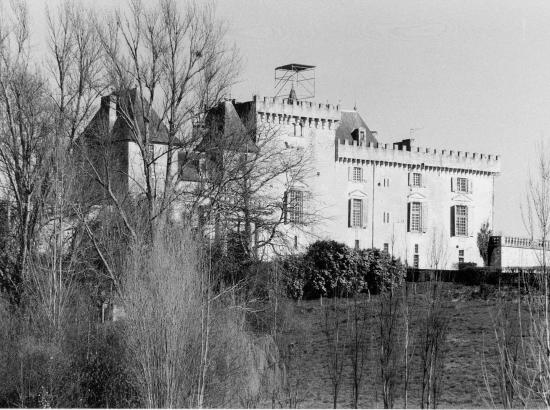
274,64,316,100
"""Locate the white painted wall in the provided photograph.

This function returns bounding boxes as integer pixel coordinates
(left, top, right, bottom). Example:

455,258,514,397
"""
255,96,500,269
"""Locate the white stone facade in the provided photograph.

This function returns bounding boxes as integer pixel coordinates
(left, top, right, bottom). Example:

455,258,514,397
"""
85,92,501,269
249,95,501,269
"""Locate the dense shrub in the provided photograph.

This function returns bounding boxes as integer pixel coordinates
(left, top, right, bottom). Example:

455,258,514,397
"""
361,248,406,294
301,240,364,298
281,240,406,299
280,255,306,300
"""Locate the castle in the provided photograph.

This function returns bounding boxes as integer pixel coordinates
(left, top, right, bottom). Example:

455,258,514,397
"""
234,95,500,269
83,68,501,270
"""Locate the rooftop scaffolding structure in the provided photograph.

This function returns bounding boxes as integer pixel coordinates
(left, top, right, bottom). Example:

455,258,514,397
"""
274,63,315,100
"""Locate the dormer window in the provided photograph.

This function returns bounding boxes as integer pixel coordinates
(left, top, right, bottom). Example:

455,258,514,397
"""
351,128,366,145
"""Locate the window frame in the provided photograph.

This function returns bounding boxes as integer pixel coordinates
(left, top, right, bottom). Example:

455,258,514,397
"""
458,249,465,264
287,189,304,224
456,177,469,193
409,202,422,232
352,167,363,183
455,205,468,236
412,172,422,187
351,198,363,227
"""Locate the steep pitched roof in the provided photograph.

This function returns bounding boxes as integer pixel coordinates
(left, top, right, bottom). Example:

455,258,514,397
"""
113,89,170,144
83,89,170,145
336,110,378,145
197,101,258,153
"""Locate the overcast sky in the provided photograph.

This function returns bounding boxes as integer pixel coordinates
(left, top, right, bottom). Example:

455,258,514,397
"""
26,0,550,236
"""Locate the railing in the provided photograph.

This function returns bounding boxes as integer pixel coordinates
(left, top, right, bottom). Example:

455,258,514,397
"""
491,236,550,249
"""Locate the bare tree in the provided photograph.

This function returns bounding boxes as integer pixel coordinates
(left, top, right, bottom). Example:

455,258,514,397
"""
426,227,449,276
418,282,449,409
202,118,316,261
402,283,415,409
95,0,239,235
0,1,55,303
418,227,450,409
378,287,401,409
323,297,348,409
348,294,370,408
504,140,550,406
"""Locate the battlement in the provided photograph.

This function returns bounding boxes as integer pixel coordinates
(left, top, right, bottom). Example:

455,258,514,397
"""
253,94,341,123
336,139,501,174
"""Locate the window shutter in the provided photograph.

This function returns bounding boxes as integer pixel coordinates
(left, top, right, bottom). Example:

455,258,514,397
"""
450,205,455,237
469,179,473,194
468,205,474,236
451,177,455,192
422,202,429,233
408,172,411,186
407,202,411,232
348,167,351,181
362,198,368,228
348,199,352,227
283,191,288,224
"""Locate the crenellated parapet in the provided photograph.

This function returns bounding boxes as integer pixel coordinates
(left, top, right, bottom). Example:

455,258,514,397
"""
253,95,340,129
336,139,501,174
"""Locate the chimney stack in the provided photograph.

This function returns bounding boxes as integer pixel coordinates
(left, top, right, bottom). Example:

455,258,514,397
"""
101,94,118,133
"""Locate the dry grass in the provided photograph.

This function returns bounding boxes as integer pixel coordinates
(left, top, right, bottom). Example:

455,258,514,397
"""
261,282,528,409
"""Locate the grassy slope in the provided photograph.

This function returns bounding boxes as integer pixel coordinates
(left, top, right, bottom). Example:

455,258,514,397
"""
267,282,522,409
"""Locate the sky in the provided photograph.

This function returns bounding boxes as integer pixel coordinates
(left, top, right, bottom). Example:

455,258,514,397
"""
25,0,550,237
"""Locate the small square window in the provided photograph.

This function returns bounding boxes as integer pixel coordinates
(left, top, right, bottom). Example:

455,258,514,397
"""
353,167,363,182
412,173,421,187
457,177,469,193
